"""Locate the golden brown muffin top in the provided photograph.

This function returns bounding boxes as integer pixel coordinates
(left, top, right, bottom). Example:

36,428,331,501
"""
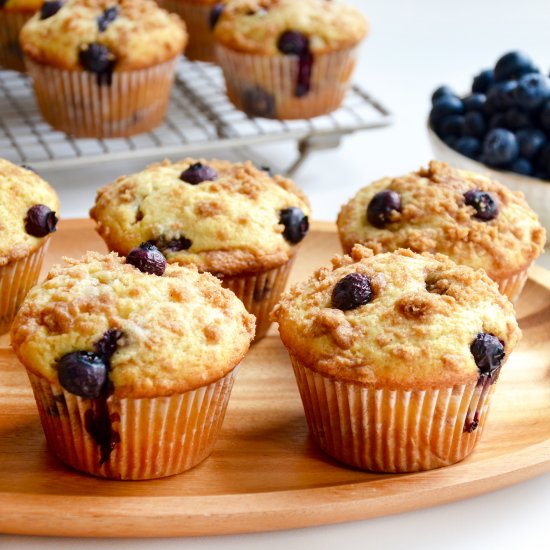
11,251,255,398
0,159,59,266
337,161,546,280
214,0,368,55
90,158,311,276
1,0,42,12
20,0,187,70
273,246,521,390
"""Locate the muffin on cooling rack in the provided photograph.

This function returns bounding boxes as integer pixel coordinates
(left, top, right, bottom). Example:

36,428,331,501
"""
0,159,59,335
272,245,521,472
213,0,368,119
19,0,187,138
156,0,224,62
11,251,255,479
90,158,310,340
337,161,546,302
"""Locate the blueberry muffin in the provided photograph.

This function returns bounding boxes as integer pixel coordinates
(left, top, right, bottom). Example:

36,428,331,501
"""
0,159,59,335
272,245,521,472
156,0,224,62
20,0,187,137
90,158,310,340
0,0,42,71
337,161,546,302
213,0,368,119
11,251,255,479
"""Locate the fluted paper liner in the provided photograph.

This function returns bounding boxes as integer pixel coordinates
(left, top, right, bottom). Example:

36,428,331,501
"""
494,265,531,303
0,242,48,335
24,57,178,138
290,354,497,472
157,0,217,62
221,258,294,341
216,45,359,119
0,11,32,72
27,367,238,480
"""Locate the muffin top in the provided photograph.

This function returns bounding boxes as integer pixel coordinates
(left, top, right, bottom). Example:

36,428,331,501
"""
1,0,43,12
11,251,255,398
337,161,546,279
273,246,521,389
90,159,311,276
214,0,368,55
20,0,187,70
0,159,59,267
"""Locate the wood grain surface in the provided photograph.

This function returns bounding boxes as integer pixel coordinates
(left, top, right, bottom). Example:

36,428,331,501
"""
0,219,549,537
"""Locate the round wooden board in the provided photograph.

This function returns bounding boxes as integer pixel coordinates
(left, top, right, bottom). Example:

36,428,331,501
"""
1,219,550,538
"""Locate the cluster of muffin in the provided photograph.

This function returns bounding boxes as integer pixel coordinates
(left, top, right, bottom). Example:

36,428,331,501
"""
2,155,546,479
0,0,368,137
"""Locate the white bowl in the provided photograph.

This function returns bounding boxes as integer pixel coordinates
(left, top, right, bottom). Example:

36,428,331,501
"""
427,124,550,233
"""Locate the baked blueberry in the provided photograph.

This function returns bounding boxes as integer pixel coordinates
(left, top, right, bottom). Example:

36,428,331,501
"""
20,164,38,174
25,204,58,237
180,162,218,184
279,207,309,244
40,1,63,20
431,86,457,105
97,6,118,32
58,351,107,399
482,128,519,166
454,137,481,159
367,190,401,228
463,111,486,138
494,51,538,82
470,333,505,376
126,242,166,276
209,4,224,29
260,165,272,175
163,237,192,252
472,69,495,94
295,50,313,97
331,273,373,311
516,128,546,159
464,189,499,221
277,31,309,56
242,86,276,118
79,43,115,85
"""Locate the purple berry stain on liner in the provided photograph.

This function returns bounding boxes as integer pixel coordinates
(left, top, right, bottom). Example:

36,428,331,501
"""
25,204,58,237
209,3,224,29
277,31,313,97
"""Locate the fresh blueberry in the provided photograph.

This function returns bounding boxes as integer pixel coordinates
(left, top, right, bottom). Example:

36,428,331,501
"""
488,112,507,130
472,69,495,94
470,333,505,376
494,51,538,82
539,99,550,132
516,128,546,159
25,204,58,237
94,329,122,362
40,1,63,20
367,190,402,229
463,111,486,138
482,128,519,166
431,86,457,104
513,73,549,110
536,143,550,175
126,242,166,276
429,96,464,125
242,86,276,118
163,237,192,252
463,93,486,112
279,207,309,244
464,190,499,221
277,31,309,56
454,137,481,159
510,158,533,176
485,80,517,113
97,6,118,32
331,273,373,311
180,162,218,184
504,107,532,130
209,3,224,29
443,136,458,149
437,114,465,137
79,43,115,85
58,351,107,399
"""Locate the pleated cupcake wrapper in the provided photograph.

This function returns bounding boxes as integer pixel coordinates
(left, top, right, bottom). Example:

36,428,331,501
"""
216,45,360,119
290,354,497,473
221,258,295,341
24,57,178,138
157,0,217,62
27,366,239,480
0,11,32,72
494,264,531,303
0,242,48,335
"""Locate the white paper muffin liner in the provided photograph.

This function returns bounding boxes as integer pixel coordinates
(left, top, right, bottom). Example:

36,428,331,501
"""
290,353,498,473
157,0,217,62
494,264,531,303
24,57,178,138
0,241,48,335
216,44,359,119
0,11,32,72
221,258,295,341
27,366,239,480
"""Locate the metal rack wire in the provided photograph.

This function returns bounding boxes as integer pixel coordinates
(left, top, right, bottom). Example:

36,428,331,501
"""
0,57,392,175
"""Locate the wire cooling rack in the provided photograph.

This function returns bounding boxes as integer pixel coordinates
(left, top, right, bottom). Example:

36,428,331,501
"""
0,57,392,175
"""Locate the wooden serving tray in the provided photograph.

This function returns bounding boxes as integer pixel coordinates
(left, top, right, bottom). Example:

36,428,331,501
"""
1,219,550,537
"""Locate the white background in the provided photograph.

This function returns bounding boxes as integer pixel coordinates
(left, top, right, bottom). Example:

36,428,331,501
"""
3,0,550,548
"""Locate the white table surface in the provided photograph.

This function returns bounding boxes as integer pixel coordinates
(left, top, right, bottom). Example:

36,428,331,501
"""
3,0,550,548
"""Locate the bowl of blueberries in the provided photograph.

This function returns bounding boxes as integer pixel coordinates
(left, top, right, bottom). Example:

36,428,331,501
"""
428,51,550,232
